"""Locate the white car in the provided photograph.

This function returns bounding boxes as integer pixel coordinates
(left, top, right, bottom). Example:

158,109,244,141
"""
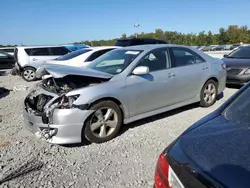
45,46,120,67
14,46,70,81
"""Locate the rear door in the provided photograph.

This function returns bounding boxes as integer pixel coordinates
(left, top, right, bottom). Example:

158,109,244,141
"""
28,48,51,66
168,47,210,103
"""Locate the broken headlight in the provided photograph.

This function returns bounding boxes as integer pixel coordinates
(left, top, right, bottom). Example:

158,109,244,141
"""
59,94,80,109
52,94,88,110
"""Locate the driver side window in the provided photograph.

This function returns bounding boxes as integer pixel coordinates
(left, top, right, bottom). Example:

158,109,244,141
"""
136,48,171,72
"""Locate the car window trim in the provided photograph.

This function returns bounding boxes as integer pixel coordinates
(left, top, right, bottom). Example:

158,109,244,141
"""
49,47,69,56
170,47,206,68
127,47,172,76
29,47,51,56
85,49,113,62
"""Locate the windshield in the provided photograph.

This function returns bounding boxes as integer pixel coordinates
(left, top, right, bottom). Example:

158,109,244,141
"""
227,47,250,59
55,48,92,60
85,49,142,75
223,86,250,127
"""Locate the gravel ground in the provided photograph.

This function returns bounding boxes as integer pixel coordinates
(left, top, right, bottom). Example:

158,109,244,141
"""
0,72,238,188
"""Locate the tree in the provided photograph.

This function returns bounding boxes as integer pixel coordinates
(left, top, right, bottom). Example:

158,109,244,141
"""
206,31,213,45
3,24,250,47
121,33,127,39
219,28,229,44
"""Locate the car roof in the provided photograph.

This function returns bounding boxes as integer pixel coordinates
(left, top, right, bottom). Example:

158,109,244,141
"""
120,44,192,51
89,46,121,50
117,38,165,41
0,47,15,49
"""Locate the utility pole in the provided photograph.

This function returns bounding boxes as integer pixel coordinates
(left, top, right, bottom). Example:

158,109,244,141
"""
134,23,140,38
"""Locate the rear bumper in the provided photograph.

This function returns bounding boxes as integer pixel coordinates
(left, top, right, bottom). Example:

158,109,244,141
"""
23,104,94,145
226,74,250,85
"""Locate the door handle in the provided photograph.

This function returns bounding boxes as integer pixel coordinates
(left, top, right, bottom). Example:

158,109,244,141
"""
32,58,37,61
168,72,176,78
202,66,208,70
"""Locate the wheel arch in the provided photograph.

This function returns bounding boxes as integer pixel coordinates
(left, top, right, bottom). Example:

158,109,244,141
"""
87,97,127,119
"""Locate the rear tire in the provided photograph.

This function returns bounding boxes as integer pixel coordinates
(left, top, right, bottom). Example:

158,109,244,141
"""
200,80,218,107
83,101,122,143
22,67,36,82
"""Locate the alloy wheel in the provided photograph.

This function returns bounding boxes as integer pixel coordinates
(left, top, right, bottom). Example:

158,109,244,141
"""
203,83,216,104
23,69,35,81
90,107,118,138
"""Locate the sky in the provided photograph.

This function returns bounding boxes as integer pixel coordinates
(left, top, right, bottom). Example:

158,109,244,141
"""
1,0,250,45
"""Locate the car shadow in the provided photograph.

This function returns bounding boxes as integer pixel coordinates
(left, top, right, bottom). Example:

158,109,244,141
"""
226,84,242,89
119,103,199,135
0,87,10,99
62,103,199,148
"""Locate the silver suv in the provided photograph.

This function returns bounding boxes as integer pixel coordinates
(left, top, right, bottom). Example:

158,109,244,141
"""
14,46,70,81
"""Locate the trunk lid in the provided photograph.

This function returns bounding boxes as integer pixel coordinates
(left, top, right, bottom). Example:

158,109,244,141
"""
222,57,250,68
179,115,250,187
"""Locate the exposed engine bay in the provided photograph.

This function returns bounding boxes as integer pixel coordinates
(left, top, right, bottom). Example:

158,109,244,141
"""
24,75,110,115
41,75,110,94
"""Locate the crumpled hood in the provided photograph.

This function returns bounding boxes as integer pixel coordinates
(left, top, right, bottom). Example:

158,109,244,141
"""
36,64,113,79
180,115,250,187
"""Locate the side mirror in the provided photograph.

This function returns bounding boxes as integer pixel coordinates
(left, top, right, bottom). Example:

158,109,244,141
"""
223,54,228,58
132,66,149,75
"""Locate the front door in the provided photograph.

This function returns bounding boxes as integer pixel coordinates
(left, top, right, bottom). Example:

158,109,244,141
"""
125,48,176,117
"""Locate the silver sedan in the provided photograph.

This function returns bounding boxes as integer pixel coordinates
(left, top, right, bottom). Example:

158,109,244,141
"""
23,44,226,144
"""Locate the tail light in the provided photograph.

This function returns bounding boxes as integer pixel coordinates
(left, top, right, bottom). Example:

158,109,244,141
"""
221,63,226,69
154,153,184,188
155,153,170,188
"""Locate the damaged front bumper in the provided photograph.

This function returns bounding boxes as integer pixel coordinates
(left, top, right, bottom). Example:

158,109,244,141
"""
23,87,94,144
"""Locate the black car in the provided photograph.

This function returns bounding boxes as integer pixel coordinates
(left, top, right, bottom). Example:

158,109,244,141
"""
222,46,250,85
0,51,15,70
115,38,167,47
154,83,250,188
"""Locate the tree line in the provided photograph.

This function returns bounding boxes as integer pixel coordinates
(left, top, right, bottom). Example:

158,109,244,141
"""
1,25,249,47
74,25,250,46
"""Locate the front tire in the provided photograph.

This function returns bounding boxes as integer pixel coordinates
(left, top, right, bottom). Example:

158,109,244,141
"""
83,101,122,143
200,80,218,107
22,67,36,82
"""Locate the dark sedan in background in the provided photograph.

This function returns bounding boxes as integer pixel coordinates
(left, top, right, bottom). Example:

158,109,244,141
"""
154,82,250,188
222,46,250,85
0,51,15,70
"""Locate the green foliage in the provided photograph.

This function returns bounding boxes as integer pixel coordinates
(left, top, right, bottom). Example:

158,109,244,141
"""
75,25,250,46
3,25,250,47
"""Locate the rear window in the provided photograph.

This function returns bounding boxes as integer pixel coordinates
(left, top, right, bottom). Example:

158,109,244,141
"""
25,49,32,55
227,47,250,59
50,47,70,55
1,48,14,53
56,48,92,60
115,40,131,47
223,86,250,127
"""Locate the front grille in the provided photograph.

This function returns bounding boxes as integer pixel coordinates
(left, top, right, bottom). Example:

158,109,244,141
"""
25,93,53,113
227,68,242,75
